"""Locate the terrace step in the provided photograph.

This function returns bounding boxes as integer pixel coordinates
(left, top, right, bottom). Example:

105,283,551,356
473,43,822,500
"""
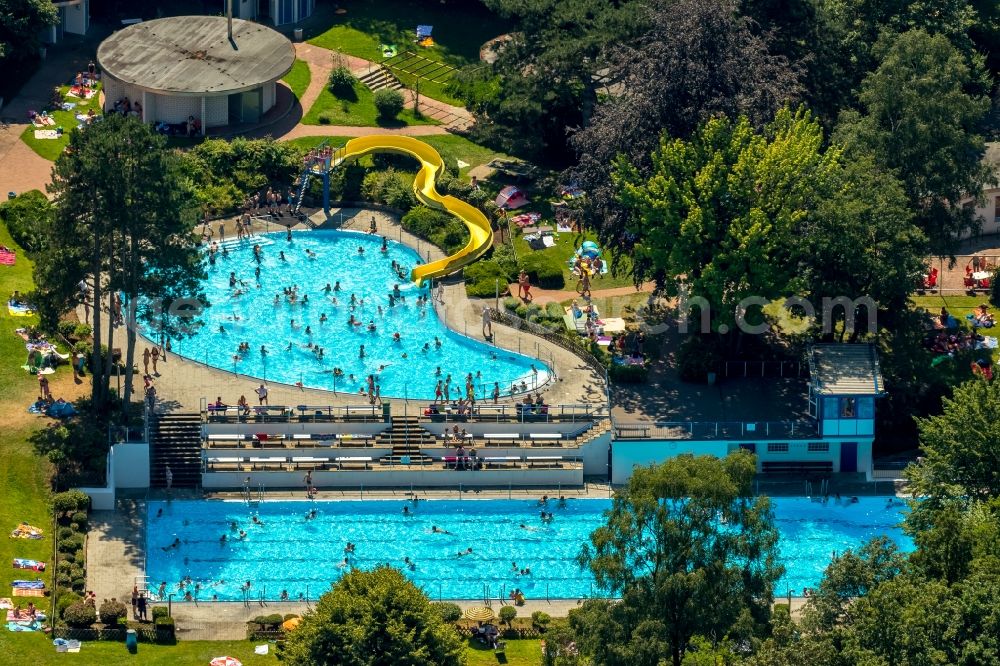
150,412,202,489
358,66,404,92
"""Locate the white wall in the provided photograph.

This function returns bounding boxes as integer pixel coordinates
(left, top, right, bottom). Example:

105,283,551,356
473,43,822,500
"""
263,82,276,113
422,423,592,438
205,95,228,128
64,0,88,35
112,442,150,488
103,75,144,113
579,431,610,477
960,187,1000,237
612,440,732,485
203,466,583,489
150,93,200,124
236,0,257,19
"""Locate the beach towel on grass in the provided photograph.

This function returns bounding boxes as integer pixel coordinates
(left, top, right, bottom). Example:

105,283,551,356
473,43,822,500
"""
33,130,59,140
13,559,45,571
0,251,14,266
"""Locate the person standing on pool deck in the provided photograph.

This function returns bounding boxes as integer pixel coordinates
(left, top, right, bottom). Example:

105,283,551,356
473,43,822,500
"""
303,470,312,494
482,308,492,339
255,383,268,405
165,465,173,495
369,215,377,234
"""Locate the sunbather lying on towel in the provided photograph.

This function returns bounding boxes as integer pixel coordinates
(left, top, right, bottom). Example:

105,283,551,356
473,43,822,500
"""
9,524,43,539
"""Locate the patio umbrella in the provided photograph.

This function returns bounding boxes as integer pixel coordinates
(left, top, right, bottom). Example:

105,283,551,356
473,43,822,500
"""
464,606,495,622
495,186,528,210
282,616,302,631
209,658,242,666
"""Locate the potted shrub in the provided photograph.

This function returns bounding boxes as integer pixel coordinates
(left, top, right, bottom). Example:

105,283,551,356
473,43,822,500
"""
63,601,96,628
99,599,127,626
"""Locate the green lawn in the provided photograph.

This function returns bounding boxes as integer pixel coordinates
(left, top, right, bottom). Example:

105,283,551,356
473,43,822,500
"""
282,59,311,100
512,226,636,290
0,223,53,640
301,80,438,127
20,84,102,161
910,294,985,315
305,0,508,104
0,634,543,664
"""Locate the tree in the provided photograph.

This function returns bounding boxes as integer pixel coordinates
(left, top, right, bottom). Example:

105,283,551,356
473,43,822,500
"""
41,115,203,412
0,0,57,61
569,0,800,263
574,452,782,666
908,379,1000,503
455,0,642,163
834,30,992,254
612,108,841,334
282,567,464,666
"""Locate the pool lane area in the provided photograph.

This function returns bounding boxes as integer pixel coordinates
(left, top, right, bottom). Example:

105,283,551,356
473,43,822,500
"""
146,497,912,601
170,230,549,399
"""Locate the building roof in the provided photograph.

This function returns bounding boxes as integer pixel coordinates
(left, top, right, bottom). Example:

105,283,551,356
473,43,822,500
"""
808,344,884,396
96,16,294,97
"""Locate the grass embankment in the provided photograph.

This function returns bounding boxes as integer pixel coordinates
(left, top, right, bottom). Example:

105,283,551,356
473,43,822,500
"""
20,83,102,161
301,79,438,127
282,59,311,100
306,0,507,105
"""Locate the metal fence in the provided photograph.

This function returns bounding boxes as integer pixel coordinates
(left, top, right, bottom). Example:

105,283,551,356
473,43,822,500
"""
614,420,818,441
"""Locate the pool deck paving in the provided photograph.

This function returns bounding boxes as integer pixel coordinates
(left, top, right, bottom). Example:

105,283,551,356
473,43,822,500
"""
114,207,606,414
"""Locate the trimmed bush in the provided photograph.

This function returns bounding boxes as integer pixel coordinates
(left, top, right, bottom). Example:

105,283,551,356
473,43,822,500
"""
532,610,552,629
151,606,170,621
609,362,648,383
63,601,97,627
59,532,85,553
328,66,355,95
545,302,564,319
401,205,469,255
519,253,565,289
465,260,511,298
499,605,517,626
56,572,72,587
71,511,88,527
53,489,90,514
373,88,405,120
432,602,462,623
71,577,86,592
99,599,128,625
57,592,81,618
57,526,74,540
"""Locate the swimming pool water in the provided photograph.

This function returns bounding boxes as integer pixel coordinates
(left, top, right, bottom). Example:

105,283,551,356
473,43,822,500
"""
145,497,913,601
170,230,547,399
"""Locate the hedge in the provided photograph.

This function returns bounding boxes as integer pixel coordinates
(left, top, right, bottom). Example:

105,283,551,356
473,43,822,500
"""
400,205,469,255
519,253,565,289
465,260,511,298
0,189,51,253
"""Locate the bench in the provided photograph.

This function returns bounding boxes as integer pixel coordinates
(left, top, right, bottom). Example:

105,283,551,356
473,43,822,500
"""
616,425,650,439
483,433,519,447
206,456,244,471
334,456,372,470
291,456,329,470
483,456,520,469
246,456,288,471
526,456,564,469
343,406,378,421
528,433,562,447
761,461,833,475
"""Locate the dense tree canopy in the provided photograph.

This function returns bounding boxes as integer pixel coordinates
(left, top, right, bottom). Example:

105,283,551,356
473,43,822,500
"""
0,0,57,62
834,29,992,253
574,452,781,666
568,0,801,263
41,115,203,410
282,567,464,666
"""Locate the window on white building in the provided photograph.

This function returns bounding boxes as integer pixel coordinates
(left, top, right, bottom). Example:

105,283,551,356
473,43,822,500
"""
808,442,829,452
767,443,789,453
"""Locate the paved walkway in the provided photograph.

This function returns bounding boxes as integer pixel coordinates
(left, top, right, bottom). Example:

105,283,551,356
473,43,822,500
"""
507,281,656,306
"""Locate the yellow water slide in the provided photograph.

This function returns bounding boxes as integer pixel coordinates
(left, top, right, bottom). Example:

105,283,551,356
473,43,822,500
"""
333,135,493,285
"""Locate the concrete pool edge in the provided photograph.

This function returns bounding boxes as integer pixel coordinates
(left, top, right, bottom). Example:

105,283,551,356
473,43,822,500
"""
114,207,605,412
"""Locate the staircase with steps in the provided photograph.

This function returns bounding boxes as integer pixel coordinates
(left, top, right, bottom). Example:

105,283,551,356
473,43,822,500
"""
149,413,202,488
359,66,404,93
378,415,436,466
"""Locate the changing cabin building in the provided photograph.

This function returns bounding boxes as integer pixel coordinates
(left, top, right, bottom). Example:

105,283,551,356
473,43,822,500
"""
611,343,884,484
96,16,294,134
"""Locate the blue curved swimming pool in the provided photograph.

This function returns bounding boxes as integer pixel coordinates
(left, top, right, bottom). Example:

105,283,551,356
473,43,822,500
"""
170,230,548,399
145,497,913,601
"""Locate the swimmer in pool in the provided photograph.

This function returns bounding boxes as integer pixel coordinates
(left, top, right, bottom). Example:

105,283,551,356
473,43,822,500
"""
381,237,388,252
219,324,225,333
260,345,268,356
434,337,441,348
368,320,376,332
290,318,299,329
359,345,365,358
305,325,312,335
456,547,473,557
519,524,539,532
423,342,430,352
392,332,401,343
320,313,328,323
161,538,181,551
431,525,452,535
402,506,411,515
404,557,416,570
323,283,332,293
357,246,364,255
220,534,227,543
279,251,286,261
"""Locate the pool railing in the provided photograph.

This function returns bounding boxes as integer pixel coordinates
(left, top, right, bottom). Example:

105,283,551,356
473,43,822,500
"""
613,420,819,441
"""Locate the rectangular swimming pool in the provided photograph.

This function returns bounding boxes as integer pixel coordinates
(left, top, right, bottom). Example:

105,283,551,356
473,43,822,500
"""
145,497,912,601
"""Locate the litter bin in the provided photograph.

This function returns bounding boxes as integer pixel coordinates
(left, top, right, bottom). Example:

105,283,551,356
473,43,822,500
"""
125,628,138,653
382,401,391,422
293,28,304,41
7,192,16,200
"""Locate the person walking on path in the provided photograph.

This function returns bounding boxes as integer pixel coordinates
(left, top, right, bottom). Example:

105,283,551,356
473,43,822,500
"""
131,585,139,619
518,270,532,302
38,374,51,400
142,347,150,375
151,347,160,374
255,383,269,405
136,593,147,622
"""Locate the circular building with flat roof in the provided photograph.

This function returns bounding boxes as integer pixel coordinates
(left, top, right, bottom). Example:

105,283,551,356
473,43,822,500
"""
97,16,295,134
